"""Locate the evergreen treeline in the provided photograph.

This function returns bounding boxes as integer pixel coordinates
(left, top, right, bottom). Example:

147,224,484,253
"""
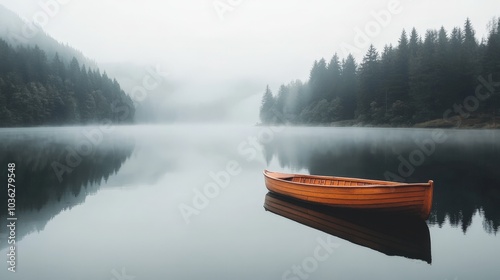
260,18,500,126
0,38,134,127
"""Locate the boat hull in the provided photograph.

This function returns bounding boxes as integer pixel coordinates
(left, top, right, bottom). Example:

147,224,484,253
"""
263,170,433,219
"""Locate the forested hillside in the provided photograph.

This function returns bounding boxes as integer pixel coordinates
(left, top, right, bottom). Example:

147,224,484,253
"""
0,39,134,127
260,18,500,126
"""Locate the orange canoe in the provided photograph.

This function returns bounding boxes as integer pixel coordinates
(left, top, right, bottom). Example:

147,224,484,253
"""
263,170,433,219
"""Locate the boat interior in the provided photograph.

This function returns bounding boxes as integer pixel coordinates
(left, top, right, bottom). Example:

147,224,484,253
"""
284,176,370,186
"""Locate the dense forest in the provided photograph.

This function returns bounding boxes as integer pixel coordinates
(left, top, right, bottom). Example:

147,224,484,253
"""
0,38,134,127
260,18,500,126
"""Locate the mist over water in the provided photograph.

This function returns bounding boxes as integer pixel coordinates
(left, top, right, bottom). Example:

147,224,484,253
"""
0,125,498,279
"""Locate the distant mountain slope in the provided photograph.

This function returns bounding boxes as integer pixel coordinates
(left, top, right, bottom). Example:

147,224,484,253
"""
0,4,96,69
0,5,134,127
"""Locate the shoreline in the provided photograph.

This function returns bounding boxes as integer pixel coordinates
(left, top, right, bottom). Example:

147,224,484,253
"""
258,115,500,129
329,117,500,129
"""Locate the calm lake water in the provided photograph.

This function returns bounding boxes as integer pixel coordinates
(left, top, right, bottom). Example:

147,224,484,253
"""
0,125,499,280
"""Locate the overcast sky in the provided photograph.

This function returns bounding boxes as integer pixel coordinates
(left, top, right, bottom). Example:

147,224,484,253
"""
1,0,499,122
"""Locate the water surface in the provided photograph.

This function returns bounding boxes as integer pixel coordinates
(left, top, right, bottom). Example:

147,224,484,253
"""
0,125,499,280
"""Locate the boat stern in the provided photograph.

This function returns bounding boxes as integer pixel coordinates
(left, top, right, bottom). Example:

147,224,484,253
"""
421,180,434,219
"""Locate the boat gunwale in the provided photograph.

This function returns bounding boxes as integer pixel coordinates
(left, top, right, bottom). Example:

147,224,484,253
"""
263,170,433,189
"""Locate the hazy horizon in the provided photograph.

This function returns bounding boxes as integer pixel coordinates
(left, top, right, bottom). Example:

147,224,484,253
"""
1,0,499,123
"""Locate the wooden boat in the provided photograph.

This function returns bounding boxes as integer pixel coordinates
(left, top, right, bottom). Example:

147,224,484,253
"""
264,192,432,263
263,170,433,219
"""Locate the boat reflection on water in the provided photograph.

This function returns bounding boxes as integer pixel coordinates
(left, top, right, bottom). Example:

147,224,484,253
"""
264,192,432,264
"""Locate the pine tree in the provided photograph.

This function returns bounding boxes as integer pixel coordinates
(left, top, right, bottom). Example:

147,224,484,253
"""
259,85,275,124
326,54,342,101
357,44,381,121
395,30,410,101
459,18,480,102
280,80,306,123
482,18,500,114
339,54,357,120
409,28,420,58
273,84,289,122
409,30,440,121
309,58,329,102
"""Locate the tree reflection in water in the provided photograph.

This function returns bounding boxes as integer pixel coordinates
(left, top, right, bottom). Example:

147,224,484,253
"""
0,128,135,249
260,127,500,234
